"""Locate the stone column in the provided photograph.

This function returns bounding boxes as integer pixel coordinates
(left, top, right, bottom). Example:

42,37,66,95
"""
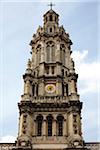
43,115,46,140
56,65,62,76
33,118,36,137
69,79,77,95
38,81,44,96
63,114,67,137
56,42,60,62
70,80,76,94
77,114,82,136
24,80,30,95
56,81,62,95
41,47,45,62
66,51,70,67
34,119,37,137
53,115,57,139
18,115,23,137
19,113,32,134
36,51,39,66
26,114,33,137
64,84,66,96
68,113,74,136
34,84,37,97
39,64,44,76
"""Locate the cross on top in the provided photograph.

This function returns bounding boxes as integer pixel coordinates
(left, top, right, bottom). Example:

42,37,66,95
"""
48,2,55,10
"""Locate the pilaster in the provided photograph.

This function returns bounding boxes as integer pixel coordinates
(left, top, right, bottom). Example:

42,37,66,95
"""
43,115,47,140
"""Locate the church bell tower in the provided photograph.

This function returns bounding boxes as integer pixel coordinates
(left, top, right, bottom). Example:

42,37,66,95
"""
15,5,87,150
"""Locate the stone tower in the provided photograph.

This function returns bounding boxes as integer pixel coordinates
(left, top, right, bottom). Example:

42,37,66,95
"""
15,7,87,150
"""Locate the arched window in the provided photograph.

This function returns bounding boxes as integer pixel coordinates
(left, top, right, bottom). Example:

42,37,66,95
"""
36,115,43,136
47,45,51,62
32,84,35,96
46,41,55,62
49,27,52,33
47,115,53,136
57,115,64,136
49,15,53,21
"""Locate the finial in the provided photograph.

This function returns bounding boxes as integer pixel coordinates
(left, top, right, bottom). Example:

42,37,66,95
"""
48,2,55,10
25,59,32,74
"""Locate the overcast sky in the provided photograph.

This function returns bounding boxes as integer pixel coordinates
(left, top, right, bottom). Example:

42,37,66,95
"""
0,0,100,143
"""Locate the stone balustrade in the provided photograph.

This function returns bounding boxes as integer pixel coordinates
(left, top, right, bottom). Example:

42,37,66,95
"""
32,96,69,103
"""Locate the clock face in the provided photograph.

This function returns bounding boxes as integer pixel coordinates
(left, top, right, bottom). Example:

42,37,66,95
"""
45,84,56,94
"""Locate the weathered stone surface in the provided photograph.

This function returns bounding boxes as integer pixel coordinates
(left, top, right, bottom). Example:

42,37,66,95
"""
1,5,99,150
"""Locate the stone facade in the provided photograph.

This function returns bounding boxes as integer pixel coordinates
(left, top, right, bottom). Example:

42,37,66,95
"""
85,143,100,150
15,8,84,150
0,6,99,150
0,143,100,150
0,143,15,150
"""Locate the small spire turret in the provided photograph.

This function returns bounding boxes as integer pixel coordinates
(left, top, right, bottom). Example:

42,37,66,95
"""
25,59,32,74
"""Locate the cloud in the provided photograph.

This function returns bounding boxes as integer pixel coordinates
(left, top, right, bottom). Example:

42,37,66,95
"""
72,50,100,141
72,50,100,95
72,50,88,64
0,135,16,143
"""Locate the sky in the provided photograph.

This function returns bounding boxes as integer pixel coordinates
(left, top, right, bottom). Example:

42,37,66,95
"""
0,0,100,143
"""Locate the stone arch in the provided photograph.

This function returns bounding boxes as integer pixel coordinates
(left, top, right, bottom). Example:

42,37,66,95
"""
46,41,55,62
49,14,53,21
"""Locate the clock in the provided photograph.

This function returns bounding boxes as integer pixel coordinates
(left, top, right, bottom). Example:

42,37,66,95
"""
45,84,56,94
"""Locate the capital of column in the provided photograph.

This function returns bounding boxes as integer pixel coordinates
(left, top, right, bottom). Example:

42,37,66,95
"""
43,115,47,120
53,114,57,120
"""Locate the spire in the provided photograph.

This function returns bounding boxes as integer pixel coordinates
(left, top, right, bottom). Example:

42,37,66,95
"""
43,3,59,26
